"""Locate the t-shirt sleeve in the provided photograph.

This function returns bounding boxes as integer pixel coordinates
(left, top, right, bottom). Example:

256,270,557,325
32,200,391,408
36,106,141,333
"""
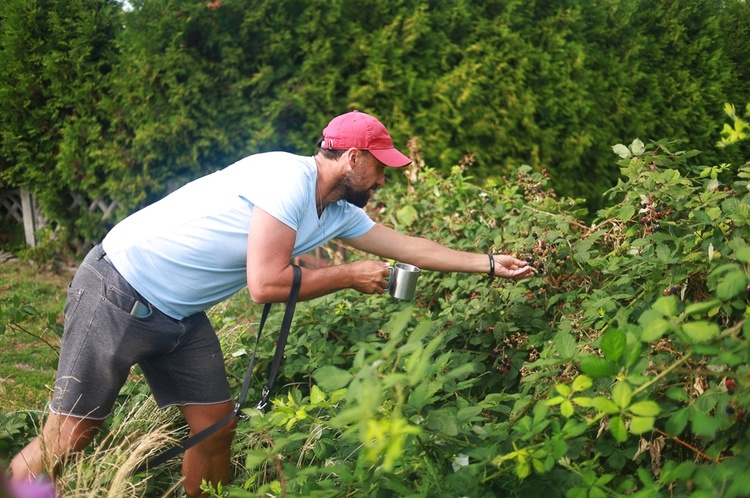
330,203,376,239
236,158,310,231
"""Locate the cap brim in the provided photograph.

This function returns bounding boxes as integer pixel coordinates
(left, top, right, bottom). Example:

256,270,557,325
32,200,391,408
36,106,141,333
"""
370,148,412,168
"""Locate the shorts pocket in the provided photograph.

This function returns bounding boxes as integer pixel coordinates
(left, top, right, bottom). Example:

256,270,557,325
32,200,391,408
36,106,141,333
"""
63,284,84,322
104,284,139,315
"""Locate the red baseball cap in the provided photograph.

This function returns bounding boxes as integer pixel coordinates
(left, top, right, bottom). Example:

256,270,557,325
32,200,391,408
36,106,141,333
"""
321,110,411,168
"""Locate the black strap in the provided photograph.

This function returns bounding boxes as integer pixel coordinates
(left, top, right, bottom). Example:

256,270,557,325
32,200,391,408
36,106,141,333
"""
134,264,302,475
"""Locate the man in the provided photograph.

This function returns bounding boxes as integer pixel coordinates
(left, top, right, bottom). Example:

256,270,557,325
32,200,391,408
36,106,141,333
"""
10,110,533,496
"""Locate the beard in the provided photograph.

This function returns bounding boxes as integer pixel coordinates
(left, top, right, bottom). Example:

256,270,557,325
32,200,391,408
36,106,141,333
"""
335,172,376,208
344,187,372,208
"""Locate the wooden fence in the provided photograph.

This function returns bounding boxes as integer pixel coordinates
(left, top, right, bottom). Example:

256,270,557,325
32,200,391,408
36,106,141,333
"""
0,188,119,248
1,188,45,247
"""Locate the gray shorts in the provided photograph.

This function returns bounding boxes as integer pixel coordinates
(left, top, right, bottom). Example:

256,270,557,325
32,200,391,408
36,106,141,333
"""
50,245,231,420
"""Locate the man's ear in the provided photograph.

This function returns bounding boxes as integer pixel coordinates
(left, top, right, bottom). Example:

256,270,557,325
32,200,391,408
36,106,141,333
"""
344,148,360,170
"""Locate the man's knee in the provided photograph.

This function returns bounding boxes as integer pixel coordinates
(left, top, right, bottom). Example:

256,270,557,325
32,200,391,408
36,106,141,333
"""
9,414,102,481
42,413,102,452
199,417,237,454
181,402,237,452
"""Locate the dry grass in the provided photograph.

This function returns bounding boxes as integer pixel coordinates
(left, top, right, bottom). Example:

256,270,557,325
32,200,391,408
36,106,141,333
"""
56,393,186,497
3,265,267,495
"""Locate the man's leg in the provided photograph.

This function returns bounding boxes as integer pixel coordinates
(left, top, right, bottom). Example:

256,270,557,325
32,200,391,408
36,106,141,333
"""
9,412,103,481
178,401,237,498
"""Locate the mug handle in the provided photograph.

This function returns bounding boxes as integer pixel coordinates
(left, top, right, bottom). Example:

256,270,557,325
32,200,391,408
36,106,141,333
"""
384,265,394,291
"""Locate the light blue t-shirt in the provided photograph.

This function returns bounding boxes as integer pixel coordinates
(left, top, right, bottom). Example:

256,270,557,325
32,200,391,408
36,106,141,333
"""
102,152,375,319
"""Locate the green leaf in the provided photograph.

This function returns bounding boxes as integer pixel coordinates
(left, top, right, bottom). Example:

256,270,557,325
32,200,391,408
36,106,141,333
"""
442,362,479,381
591,397,620,415
582,470,597,486
734,246,750,263
629,401,661,417
589,487,608,498
580,356,617,378
666,408,690,436
681,321,720,343
692,209,713,225
546,396,566,406
313,365,352,391
612,382,633,409
567,488,587,498
395,205,419,227
553,331,577,358
310,385,326,404
571,375,593,392
656,243,672,263
618,204,636,222
561,400,575,418
638,309,671,342
561,421,588,440
595,474,615,487
516,460,531,479
641,317,670,342
661,461,697,484
716,268,747,300
684,300,722,316
706,206,722,220
600,329,626,362
652,296,678,317
456,406,483,423
691,410,721,437
630,139,645,156
629,415,654,434
609,416,628,443
425,410,458,436
666,387,689,402
244,450,270,469
572,397,594,408
612,144,631,159
622,334,643,369
441,277,457,290
408,381,440,410
555,384,572,397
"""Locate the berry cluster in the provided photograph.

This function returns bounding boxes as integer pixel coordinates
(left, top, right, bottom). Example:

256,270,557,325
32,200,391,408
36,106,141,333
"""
487,332,535,376
724,378,746,421
662,285,682,297
639,198,669,233
506,168,558,204
491,348,513,375
518,236,567,275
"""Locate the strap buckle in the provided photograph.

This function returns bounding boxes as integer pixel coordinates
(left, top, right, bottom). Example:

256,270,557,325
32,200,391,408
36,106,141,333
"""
256,386,271,410
234,401,250,421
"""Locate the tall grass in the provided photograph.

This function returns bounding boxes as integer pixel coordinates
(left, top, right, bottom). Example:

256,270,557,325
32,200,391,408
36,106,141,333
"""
56,392,185,497
5,290,270,495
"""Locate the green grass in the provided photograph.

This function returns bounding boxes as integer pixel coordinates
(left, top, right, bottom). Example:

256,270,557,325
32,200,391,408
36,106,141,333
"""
0,257,257,495
0,259,71,412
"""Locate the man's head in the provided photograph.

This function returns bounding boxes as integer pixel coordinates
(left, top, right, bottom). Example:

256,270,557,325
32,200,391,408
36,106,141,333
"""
318,110,411,168
333,150,384,208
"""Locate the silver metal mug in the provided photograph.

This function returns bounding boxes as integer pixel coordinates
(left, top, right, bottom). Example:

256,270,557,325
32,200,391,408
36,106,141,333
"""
386,262,420,300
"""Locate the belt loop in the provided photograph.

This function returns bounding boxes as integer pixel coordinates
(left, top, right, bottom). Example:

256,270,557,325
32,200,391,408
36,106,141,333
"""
94,243,106,261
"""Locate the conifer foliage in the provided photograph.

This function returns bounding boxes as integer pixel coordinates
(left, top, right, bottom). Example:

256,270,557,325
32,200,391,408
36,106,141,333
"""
1,0,749,246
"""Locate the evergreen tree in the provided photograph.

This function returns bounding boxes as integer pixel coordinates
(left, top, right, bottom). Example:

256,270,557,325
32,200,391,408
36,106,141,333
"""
0,0,123,242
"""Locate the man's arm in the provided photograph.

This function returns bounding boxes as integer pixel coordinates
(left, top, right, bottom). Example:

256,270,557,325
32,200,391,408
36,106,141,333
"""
344,224,534,279
246,207,391,303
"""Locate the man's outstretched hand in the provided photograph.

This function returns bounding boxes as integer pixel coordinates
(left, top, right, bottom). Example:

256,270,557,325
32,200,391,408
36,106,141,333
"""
493,255,535,279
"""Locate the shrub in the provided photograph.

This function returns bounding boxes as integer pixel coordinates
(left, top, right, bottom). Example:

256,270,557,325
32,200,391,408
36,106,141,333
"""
3,135,748,496
202,140,750,496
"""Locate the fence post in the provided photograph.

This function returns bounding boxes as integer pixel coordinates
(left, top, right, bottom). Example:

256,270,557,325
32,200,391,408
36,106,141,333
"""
20,187,37,247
